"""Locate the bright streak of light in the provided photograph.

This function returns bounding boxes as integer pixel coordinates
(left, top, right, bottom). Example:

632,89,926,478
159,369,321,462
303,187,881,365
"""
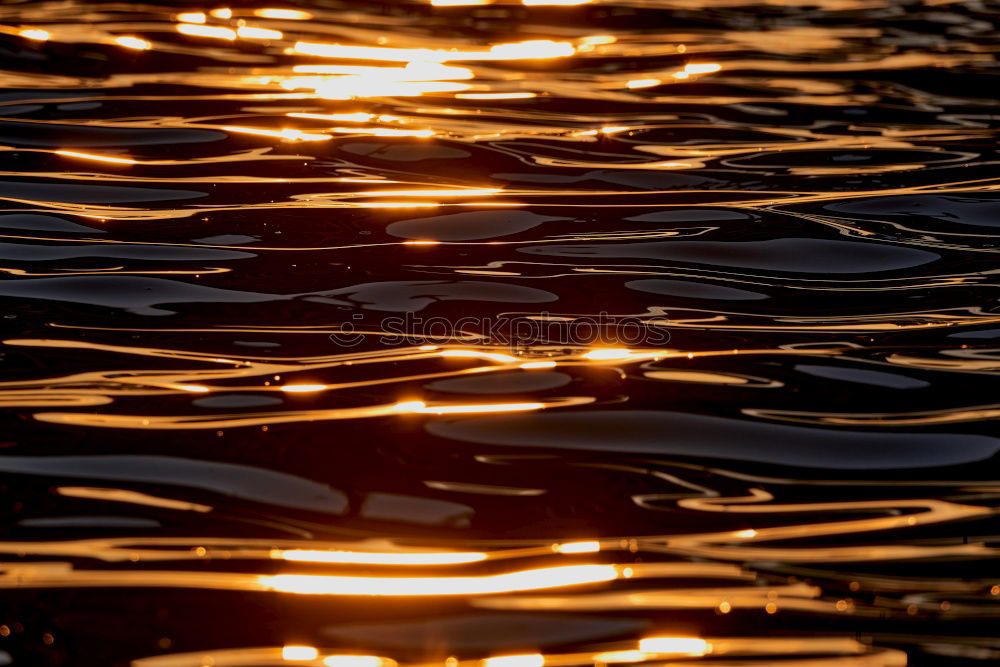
176,23,236,40
283,645,319,661
582,348,633,360
483,655,545,667
432,0,491,5
255,8,313,19
455,92,536,99
209,8,233,19
360,202,439,209
626,78,661,89
292,39,574,63
393,400,545,415
280,384,328,393
324,658,392,667
237,26,283,39
685,63,722,74
490,40,574,59
523,0,591,5
331,127,435,137
56,487,212,513
176,11,207,23
275,549,488,565
521,361,557,370
324,658,395,667
637,638,711,656
291,63,474,80
394,400,430,413
404,240,440,246
288,112,374,123
113,36,151,49
55,150,137,165
581,35,616,45
19,28,50,41
298,78,471,99
221,126,330,141
734,529,758,538
554,540,600,554
363,188,500,198
593,651,647,663
173,384,210,393
418,403,545,415
264,564,618,595
440,350,518,363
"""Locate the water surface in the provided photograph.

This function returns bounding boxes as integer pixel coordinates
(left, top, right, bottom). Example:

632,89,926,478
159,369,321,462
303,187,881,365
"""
0,0,999,664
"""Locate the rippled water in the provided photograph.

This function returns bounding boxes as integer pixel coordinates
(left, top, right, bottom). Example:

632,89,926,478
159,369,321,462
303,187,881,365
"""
1,0,999,664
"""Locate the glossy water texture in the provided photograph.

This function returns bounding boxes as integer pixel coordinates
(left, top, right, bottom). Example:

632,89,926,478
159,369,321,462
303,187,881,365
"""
1,0,999,664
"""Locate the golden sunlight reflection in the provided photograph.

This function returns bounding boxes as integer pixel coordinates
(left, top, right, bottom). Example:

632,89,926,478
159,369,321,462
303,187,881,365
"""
637,638,711,656
393,400,546,415
281,76,471,99
292,40,575,63
132,638,907,666
684,63,722,74
56,487,212,513
113,36,151,50
294,63,474,80
581,348,663,362
283,645,319,661
262,564,618,595
0,337,751,429
273,548,488,566
553,541,601,554
176,11,206,23
172,384,209,393
18,28,51,41
335,127,435,137
581,35,616,45
287,111,376,122
591,650,647,663
279,384,328,393
357,202,440,209
522,0,592,5
360,188,501,197
134,639,908,666
255,8,313,20
55,150,138,165
439,350,518,363
221,126,331,141
176,23,236,40
521,361,558,370
323,657,394,667
236,26,283,40
621,63,722,89
482,656,545,667
626,79,661,89
456,92,537,100
582,348,633,360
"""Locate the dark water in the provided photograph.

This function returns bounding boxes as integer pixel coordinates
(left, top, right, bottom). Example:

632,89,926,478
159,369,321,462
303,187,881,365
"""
1,0,999,664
